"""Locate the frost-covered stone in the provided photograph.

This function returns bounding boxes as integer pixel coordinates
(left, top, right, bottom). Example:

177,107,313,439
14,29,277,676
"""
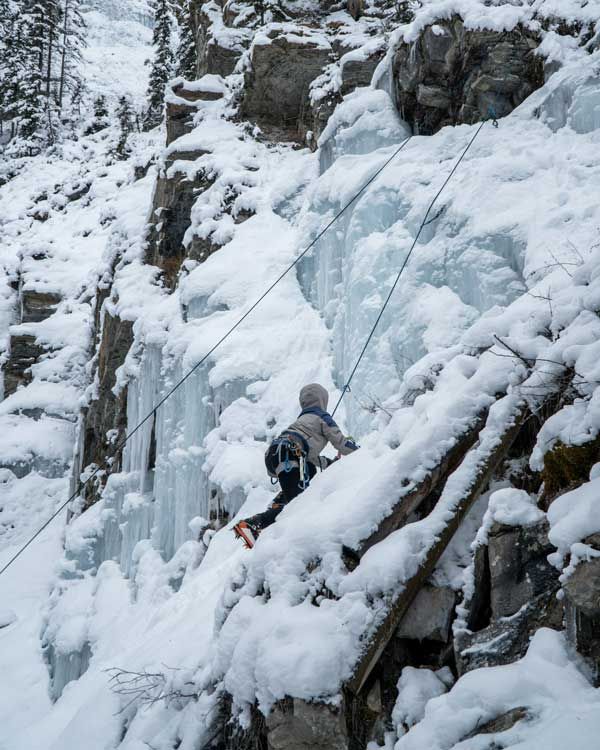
563,550,600,685
166,78,226,146
396,584,456,642
20,291,61,324
266,699,348,750
488,519,557,619
194,2,248,78
455,588,563,675
4,333,44,397
463,706,529,740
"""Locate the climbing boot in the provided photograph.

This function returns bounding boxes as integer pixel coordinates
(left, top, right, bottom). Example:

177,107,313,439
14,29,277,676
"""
270,491,285,510
233,520,260,549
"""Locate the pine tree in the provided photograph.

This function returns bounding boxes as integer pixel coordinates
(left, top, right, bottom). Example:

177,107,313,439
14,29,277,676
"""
83,94,109,135
1,0,87,149
175,0,196,80
15,1,48,149
57,0,87,111
144,0,175,129
0,0,18,137
115,95,134,159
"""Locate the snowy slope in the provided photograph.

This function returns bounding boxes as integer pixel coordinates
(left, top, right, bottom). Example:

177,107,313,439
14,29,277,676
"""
82,0,152,102
0,2,154,746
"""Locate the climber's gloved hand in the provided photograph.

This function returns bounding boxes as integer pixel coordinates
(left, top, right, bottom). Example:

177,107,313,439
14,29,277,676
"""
320,456,336,470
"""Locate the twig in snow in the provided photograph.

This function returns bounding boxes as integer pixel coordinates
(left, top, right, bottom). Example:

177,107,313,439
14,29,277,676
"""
105,667,199,713
493,335,533,369
548,249,575,278
352,390,396,418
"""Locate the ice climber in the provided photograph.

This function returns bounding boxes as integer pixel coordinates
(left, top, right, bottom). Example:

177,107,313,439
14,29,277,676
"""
233,383,359,549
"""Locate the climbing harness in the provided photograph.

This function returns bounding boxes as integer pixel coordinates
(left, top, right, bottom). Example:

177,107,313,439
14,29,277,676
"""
331,119,489,418
271,433,312,490
1,115,494,578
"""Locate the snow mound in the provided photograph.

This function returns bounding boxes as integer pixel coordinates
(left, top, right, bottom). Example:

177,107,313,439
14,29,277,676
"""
395,629,600,750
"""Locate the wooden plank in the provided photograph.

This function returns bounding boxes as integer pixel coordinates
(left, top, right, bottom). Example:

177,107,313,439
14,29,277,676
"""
357,411,489,559
347,402,529,695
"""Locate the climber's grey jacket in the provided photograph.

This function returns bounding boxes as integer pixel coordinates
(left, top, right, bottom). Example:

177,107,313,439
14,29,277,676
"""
270,383,359,473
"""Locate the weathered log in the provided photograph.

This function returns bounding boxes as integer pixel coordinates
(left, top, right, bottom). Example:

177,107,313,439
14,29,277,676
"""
347,401,530,694
357,410,489,559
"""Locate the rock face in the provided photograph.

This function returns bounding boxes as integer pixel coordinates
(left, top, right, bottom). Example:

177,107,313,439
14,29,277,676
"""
166,79,225,146
541,437,600,507
305,46,385,144
77,289,133,510
241,28,332,137
266,699,348,750
396,585,456,642
464,706,528,739
194,3,247,79
392,17,543,134
456,588,562,674
21,290,61,323
488,520,558,618
455,520,561,674
563,539,600,685
3,333,44,397
145,155,213,287
4,290,61,397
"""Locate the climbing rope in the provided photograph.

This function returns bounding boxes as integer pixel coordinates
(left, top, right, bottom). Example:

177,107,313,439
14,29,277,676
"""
0,136,414,578
331,119,487,418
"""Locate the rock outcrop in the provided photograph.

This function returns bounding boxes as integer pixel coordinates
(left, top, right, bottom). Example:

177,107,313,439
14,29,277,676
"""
266,699,348,750
4,291,61,397
166,77,225,146
455,519,561,674
75,286,133,511
3,333,45,397
241,27,332,138
305,44,385,144
145,156,213,287
193,2,248,78
20,290,61,324
392,17,544,134
563,535,600,685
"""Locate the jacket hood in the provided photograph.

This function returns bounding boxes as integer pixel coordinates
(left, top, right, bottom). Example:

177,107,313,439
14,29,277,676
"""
299,383,329,411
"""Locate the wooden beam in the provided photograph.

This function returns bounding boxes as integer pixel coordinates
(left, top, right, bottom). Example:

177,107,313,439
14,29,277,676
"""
357,410,489,559
347,402,529,695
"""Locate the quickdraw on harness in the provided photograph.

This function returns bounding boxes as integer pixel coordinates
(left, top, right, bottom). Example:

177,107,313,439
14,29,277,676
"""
272,431,312,490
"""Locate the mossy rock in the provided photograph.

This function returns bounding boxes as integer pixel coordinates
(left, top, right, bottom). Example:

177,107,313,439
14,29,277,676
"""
542,436,600,505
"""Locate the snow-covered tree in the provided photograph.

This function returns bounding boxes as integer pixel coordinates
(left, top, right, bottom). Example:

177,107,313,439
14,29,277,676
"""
115,95,134,158
83,94,110,135
144,0,175,130
0,0,19,137
57,0,87,110
0,0,87,149
13,1,49,149
175,0,196,80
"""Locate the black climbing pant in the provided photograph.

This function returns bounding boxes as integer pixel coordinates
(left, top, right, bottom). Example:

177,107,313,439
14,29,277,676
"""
244,444,317,532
